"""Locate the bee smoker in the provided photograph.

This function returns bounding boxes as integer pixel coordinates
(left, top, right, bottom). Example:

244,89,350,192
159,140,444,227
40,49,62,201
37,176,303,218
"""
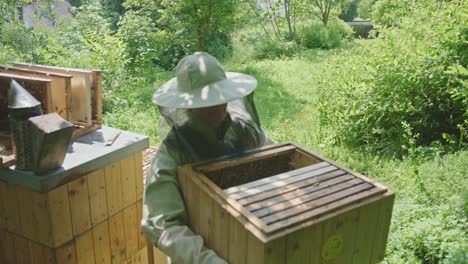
8,80,43,170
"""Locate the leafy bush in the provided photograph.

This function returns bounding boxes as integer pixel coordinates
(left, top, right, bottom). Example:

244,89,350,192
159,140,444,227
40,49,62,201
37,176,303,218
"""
298,20,353,49
339,0,359,22
316,0,467,156
253,39,300,60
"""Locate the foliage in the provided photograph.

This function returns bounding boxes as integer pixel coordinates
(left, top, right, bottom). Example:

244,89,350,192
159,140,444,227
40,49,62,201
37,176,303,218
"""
308,0,352,26
316,0,467,156
372,0,417,26
357,0,376,20
298,19,353,49
254,39,300,60
339,0,359,22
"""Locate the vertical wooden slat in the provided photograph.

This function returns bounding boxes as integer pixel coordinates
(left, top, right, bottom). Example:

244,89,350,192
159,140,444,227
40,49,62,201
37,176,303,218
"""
87,169,108,226
92,221,111,264
334,209,360,263
211,201,229,260
370,194,395,263
228,217,247,264
55,242,77,264
75,230,95,264
3,182,20,233
187,175,200,234
121,155,137,208
48,184,73,247
285,228,309,263
68,177,92,236
14,234,32,264
123,203,139,258
308,221,324,264
0,181,7,229
136,200,146,250
152,246,168,264
264,237,286,264
29,240,55,264
32,191,53,246
109,212,127,263
351,202,378,263
135,152,144,200
16,186,35,240
0,230,17,264
198,189,213,249
105,162,123,217
246,232,264,264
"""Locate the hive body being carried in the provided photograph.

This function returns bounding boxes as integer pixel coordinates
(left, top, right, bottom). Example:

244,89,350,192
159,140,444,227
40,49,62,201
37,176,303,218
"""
177,142,394,264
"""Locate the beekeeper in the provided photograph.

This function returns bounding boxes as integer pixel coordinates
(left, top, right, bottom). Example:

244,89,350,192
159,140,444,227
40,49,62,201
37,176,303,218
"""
142,52,271,264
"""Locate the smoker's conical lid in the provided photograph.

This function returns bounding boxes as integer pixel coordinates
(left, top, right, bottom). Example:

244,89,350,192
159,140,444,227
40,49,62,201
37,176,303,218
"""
8,79,41,109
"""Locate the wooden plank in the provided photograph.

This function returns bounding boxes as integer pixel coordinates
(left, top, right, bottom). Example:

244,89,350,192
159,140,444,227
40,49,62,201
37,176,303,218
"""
123,204,140,257
0,181,6,229
121,155,137,208
243,171,352,210
370,193,395,263
105,162,123,217
198,189,214,249
308,221,324,264
3,181,20,233
152,246,168,264
253,178,364,218
125,247,148,264
264,185,384,233
75,230,95,264
290,149,321,168
32,191,53,246
109,212,127,263
228,215,247,264
246,232,264,264
87,169,108,226
68,177,92,236
0,230,17,264
136,200,146,250
263,237,286,264
351,201,379,263
92,221,111,264
48,184,73,247
224,161,330,196
134,152,144,200
285,229,309,263
16,186,35,240
187,172,200,234
29,240,55,264
211,200,230,260
13,234,32,264
55,242,77,264
196,145,297,173
229,164,337,200
91,71,102,124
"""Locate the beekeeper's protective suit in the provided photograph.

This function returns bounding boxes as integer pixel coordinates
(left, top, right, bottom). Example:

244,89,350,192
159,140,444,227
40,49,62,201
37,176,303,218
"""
142,52,269,264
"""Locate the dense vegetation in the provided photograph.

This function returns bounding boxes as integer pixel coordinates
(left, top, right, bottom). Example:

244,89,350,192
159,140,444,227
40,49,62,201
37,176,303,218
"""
1,0,466,263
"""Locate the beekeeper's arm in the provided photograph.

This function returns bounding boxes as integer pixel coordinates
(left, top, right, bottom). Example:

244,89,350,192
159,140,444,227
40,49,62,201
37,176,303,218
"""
141,143,227,264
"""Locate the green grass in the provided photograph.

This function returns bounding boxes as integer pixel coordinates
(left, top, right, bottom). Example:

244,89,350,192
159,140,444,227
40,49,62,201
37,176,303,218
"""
103,42,467,263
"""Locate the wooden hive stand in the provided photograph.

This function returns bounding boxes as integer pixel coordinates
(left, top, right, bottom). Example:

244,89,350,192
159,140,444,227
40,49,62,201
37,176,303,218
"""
177,142,395,264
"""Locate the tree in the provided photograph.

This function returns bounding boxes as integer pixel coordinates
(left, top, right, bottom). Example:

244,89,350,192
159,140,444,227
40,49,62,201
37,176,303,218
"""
309,0,351,25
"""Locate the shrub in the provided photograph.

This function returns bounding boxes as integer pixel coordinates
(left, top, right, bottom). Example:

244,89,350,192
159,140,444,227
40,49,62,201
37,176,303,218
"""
253,39,300,60
298,20,353,49
316,0,467,156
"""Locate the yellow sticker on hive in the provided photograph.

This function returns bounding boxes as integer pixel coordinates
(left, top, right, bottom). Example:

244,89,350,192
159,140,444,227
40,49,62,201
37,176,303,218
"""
322,234,344,261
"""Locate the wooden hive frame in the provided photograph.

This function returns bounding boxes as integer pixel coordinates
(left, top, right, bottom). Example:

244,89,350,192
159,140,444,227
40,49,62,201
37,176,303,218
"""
177,142,395,264
12,62,102,137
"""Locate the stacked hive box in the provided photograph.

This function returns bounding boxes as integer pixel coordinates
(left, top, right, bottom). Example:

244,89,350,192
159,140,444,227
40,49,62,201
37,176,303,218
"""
0,127,153,264
177,142,395,264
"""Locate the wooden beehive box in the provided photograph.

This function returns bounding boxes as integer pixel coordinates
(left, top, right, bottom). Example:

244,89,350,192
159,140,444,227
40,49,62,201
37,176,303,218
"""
177,142,394,264
0,127,153,264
